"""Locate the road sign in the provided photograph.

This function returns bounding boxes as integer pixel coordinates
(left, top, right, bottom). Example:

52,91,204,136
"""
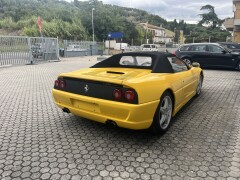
107,32,124,39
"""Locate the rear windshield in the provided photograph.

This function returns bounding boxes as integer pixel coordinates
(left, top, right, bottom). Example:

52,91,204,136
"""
119,56,152,66
225,44,240,49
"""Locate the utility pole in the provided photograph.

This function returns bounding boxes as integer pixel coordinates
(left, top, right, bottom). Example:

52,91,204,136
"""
92,8,95,42
145,22,148,44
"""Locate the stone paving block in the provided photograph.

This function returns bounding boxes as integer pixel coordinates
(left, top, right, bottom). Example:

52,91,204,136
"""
0,58,239,179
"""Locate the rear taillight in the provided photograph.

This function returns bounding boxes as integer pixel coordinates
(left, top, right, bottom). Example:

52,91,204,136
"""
55,79,66,89
60,80,66,89
124,90,135,102
113,89,122,100
55,80,60,87
172,51,176,55
113,88,136,102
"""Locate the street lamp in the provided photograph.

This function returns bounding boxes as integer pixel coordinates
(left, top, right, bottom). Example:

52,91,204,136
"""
92,8,95,42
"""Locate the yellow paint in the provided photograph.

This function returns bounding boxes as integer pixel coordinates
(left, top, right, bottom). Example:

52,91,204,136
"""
52,67,202,130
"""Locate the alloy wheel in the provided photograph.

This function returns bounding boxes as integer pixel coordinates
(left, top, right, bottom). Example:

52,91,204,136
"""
158,96,173,130
196,76,202,96
183,59,191,66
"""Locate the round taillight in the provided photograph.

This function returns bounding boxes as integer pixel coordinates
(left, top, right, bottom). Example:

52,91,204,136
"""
125,90,135,102
113,89,122,100
55,80,60,87
60,80,66,89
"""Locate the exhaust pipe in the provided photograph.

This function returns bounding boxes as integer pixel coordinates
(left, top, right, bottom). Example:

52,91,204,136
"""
106,120,118,127
62,108,70,113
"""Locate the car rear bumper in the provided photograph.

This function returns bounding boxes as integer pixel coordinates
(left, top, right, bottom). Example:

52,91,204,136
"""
52,89,159,130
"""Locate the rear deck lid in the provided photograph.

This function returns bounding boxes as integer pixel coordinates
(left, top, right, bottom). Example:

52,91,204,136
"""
62,68,152,85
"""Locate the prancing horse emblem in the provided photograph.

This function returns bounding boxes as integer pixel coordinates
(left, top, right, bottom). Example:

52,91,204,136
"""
84,84,89,93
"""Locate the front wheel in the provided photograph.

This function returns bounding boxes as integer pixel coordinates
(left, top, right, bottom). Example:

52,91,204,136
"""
196,75,203,97
149,91,173,134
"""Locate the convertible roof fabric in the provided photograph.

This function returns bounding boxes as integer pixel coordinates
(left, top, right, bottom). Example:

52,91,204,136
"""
91,52,175,73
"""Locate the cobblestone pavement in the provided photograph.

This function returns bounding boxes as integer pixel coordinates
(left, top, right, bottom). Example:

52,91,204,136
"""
0,57,240,180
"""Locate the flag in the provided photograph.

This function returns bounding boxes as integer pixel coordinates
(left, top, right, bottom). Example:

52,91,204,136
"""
37,16,42,32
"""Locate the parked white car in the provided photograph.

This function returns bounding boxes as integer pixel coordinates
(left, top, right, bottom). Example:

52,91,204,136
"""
141,44,158,51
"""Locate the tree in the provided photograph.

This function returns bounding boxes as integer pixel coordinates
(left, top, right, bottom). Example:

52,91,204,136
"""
198,4,223,29
184,25,230,43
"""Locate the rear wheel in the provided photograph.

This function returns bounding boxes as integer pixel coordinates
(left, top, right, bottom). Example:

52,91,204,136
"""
182,58,192,66
150,91,173,134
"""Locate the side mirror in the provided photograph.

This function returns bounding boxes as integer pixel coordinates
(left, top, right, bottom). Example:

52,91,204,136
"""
192,62,200,68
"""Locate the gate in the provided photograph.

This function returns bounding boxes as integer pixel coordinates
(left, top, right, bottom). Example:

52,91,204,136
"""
30,37,59,62
0,35,59,67
0,36,29,66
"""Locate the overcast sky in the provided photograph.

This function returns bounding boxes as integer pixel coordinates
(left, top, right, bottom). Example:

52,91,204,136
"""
67,0,233,23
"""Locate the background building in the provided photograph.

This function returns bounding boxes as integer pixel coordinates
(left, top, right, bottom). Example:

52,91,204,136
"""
233,0,240,42
224,0,240,42
139,23,174,44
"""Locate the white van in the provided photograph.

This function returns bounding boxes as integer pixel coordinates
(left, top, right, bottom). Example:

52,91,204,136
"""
115,43,130,50
141,44,158,51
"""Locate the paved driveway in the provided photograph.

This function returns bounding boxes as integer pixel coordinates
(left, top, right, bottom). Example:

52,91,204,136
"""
0,57,239,179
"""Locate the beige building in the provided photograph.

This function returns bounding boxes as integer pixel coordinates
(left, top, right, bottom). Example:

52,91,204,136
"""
139,23,174,44
224,0,240,42
233,0,240,42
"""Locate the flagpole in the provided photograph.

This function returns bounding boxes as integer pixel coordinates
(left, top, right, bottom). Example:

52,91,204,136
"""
38,16,44,59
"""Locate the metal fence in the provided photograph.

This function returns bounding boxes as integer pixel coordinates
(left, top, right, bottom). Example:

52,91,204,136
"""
30,37,59,62
0,35,59,67
62,40,104,57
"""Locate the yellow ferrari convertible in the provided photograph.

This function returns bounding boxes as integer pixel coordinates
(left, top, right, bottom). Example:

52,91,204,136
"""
52,52,203,133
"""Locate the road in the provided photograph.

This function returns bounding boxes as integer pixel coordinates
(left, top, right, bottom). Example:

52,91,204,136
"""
0,56,239,179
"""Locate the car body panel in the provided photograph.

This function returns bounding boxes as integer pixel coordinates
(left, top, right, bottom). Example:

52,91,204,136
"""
60,68,152,85
52,52,203,130
53,89,158,129
206,52,236,67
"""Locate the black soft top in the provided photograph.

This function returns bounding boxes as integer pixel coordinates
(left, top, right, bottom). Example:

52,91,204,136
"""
91,52,175,73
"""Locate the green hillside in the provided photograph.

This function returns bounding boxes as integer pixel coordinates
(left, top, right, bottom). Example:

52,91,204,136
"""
0,0,230,44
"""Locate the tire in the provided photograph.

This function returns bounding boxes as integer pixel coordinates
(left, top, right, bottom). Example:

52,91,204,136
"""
149,91,173,134
195,74,203,97
237,62,240,71
182,58,192,66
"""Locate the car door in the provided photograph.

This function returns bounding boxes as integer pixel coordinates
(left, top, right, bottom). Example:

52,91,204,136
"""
188,44,210,66
207,44,236,68
167,57,196,104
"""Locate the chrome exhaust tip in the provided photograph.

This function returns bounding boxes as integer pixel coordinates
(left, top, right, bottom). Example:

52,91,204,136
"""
62,108,70,113
106,120,118,127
